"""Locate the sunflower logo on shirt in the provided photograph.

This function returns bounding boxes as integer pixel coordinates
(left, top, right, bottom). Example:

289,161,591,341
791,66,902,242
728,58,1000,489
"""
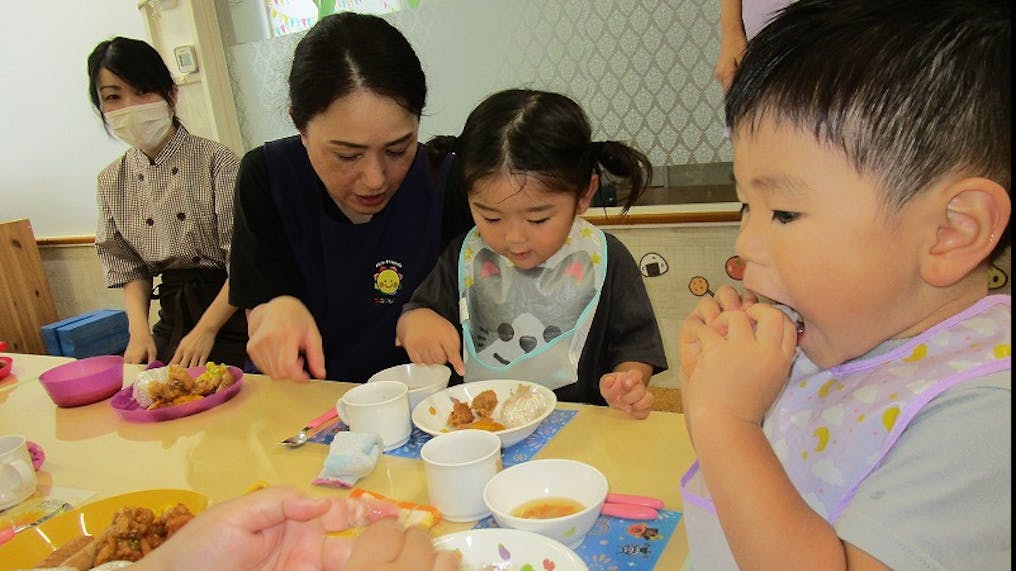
373,260,404,304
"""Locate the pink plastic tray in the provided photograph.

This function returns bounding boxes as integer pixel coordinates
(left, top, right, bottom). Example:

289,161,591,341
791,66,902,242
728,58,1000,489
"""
110,365,244,422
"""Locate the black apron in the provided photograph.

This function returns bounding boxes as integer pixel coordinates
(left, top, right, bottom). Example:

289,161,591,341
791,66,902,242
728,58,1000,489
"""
264,137,447,381
152,268,248,365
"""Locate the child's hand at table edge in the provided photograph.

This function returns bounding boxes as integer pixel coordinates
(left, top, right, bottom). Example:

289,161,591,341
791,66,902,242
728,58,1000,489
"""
396,308,465,376
600,364,654,419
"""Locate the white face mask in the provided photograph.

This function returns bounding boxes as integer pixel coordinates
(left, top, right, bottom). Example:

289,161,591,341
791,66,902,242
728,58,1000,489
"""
105,100,174,156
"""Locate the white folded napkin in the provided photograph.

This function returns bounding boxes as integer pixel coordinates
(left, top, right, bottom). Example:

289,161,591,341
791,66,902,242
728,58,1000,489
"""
312,432,383,489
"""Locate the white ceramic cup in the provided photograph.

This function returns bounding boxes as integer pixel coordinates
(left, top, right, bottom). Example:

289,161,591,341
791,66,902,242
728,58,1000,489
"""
420,429,502,522
337,381,412,451
0,435,38,511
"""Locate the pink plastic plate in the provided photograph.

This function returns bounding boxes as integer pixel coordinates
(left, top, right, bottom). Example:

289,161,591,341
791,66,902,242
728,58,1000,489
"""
110,365,244,422
0,356,12,381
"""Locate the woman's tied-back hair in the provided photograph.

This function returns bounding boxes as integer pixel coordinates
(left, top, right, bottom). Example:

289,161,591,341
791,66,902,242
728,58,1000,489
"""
288,12,426,131
726,0,1010,258
86,37,176,128
434,89,652,213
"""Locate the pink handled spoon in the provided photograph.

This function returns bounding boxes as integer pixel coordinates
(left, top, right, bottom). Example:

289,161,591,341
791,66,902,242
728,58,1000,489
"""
280,407,340,447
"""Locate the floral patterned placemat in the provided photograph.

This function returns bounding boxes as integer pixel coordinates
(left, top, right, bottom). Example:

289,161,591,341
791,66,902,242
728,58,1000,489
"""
473,508,682,571
308,409,577,467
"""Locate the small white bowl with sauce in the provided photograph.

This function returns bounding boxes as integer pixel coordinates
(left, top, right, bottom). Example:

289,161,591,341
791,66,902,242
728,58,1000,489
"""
482,458,608,548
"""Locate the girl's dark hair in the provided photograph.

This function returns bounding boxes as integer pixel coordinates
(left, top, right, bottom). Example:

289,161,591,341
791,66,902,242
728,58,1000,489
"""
288,12,426,131
86,37,176,126
434,89,651,213
727,0,1010,259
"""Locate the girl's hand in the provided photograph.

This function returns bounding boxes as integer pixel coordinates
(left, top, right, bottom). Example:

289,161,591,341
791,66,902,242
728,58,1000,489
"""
246,296,326,381
171,326,215,368
599,368,654,419
682,303,797,429
124,330,157,365
395,309,464,376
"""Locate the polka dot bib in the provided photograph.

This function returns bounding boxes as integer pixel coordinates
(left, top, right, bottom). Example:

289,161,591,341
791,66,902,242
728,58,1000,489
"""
681,295,1011,569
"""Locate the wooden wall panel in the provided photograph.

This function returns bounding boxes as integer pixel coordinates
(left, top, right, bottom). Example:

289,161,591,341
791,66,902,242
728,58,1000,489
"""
0,219,58,353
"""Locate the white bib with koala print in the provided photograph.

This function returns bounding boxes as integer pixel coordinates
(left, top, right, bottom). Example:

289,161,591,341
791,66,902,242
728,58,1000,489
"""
457,218,606,390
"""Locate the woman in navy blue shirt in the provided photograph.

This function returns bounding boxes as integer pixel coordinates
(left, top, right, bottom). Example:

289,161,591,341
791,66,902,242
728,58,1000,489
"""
229,13,470,382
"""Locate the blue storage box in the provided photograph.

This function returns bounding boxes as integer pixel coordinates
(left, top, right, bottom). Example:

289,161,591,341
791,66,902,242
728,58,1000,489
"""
41,309,129,358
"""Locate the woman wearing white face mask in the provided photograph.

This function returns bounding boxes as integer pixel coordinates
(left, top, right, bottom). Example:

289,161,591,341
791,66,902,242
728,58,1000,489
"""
87,36,248,368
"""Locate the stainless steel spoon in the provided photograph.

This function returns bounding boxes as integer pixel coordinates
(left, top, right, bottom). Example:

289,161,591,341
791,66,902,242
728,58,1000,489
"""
280,407,340,448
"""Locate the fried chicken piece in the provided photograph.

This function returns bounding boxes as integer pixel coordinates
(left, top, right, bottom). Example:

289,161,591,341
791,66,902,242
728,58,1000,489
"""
194,363,235,395
470,389,498,418
148,365,195,407
166,365,195,393
95,507,155,564
93,504,195,565
193,374,220,396
169,394,204,406
161,503,195,536
447,398,475,428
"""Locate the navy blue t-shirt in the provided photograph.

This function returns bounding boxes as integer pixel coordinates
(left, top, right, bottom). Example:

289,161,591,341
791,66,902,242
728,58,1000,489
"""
230,137,471,381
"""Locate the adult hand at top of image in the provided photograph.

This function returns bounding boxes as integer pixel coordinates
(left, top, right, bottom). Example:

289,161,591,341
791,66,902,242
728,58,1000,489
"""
396,308,465,376
715,29,747,92
247,296,326,381
715,0,749,91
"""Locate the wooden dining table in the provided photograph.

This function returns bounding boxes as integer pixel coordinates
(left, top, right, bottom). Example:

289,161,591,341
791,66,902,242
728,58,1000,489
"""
0,352,697,568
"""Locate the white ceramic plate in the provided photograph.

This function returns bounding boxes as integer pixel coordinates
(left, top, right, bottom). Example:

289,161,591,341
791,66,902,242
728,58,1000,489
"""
434,528,588,571
411,379,556,448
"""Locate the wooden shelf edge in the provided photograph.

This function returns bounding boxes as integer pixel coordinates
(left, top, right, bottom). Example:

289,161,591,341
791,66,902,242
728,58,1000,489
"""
35,210,740,246
582,210,741,226
37,236,95,247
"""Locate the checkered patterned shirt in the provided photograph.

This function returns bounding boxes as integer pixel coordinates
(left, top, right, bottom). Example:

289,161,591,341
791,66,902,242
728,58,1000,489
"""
95,126,239,287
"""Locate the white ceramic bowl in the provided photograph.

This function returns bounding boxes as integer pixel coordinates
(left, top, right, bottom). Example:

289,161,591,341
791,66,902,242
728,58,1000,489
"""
434,528,588,571
411,379,556,448
367,363,451,411
482,459,608,548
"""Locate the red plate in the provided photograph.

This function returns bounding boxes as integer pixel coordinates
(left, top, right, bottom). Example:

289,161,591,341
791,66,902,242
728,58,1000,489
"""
110,365,244,422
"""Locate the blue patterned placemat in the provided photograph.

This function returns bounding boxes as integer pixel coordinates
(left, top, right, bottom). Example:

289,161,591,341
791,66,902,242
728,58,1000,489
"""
473,509,682,571
308,409,577,467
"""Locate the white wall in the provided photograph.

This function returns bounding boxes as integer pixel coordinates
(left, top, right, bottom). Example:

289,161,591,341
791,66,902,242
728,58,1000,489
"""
0,3,148,239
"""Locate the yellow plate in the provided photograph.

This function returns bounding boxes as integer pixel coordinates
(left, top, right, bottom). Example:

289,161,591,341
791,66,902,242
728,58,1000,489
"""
0,488,208,570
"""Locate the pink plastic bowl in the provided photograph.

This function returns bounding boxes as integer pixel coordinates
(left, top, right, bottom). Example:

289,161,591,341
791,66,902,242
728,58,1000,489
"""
39,355,125,407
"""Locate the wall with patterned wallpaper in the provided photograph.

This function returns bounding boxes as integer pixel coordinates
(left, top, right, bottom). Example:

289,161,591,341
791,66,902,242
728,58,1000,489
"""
224,0,729,167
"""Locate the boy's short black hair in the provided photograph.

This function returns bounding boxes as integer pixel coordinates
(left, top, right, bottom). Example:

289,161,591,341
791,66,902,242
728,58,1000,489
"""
727,0,1010,259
